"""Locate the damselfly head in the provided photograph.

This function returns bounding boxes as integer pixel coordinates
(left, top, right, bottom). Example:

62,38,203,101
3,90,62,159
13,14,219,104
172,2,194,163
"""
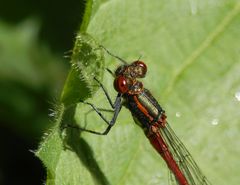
114,61,147,79
113,61,146,94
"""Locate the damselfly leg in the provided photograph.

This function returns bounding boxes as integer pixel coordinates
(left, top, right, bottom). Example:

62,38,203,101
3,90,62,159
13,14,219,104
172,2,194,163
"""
99,45,128,64
65,77,122,135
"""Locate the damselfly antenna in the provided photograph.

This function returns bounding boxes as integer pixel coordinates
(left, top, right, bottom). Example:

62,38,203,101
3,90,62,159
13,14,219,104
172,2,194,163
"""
99,45,128,65
136,54,143,62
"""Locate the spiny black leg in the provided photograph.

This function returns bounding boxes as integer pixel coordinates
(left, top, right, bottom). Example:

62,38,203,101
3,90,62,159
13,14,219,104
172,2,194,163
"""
86,108,114,114
99,45,128,64
66,95,122,135
106,68,114,77
64,124,110,135
80,100,111,125
84,108,114,129
80,94,122,125
94,77,122,109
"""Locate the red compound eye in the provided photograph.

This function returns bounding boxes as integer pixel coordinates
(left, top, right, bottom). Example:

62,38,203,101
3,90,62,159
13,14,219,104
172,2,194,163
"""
114,76,128,93
133,61,147,77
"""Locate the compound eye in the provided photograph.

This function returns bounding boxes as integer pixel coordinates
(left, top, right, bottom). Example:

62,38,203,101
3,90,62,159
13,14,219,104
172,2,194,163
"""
114,76,128,93
133,61,147,77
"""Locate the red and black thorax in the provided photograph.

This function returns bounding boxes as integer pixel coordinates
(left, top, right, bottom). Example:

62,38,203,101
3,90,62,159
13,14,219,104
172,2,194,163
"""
123,88,166,132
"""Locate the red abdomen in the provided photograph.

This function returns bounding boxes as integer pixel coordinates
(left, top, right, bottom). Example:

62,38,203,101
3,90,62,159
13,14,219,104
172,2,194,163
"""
148,123,189,185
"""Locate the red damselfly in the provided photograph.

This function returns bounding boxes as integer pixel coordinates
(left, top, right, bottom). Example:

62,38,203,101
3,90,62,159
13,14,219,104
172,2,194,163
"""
67,46,211,185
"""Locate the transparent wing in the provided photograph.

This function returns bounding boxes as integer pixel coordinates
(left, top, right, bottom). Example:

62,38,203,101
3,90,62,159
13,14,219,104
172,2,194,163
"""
168,169,178,185
159,123,212,185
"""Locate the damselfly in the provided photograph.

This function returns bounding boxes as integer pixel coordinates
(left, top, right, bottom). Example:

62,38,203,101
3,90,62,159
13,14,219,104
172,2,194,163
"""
68,46,211,185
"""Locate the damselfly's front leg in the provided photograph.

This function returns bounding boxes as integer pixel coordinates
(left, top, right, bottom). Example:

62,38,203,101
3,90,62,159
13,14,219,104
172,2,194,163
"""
65,77,123,135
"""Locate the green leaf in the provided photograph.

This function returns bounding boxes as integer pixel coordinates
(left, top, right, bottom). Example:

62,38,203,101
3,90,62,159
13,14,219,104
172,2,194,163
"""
61,33,104,105
38,0,240,185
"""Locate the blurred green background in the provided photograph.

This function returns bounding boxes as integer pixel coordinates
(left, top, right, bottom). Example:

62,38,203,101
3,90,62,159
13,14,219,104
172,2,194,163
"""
0,0,85,184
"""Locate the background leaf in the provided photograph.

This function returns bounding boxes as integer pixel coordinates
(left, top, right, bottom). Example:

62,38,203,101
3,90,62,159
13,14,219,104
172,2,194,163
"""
0,19,66,138
38,0,240,185
0,0,88,184
0,16,68,185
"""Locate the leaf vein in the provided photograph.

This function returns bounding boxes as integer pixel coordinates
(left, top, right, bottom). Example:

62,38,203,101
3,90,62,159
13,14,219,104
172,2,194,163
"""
164,3,240,97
